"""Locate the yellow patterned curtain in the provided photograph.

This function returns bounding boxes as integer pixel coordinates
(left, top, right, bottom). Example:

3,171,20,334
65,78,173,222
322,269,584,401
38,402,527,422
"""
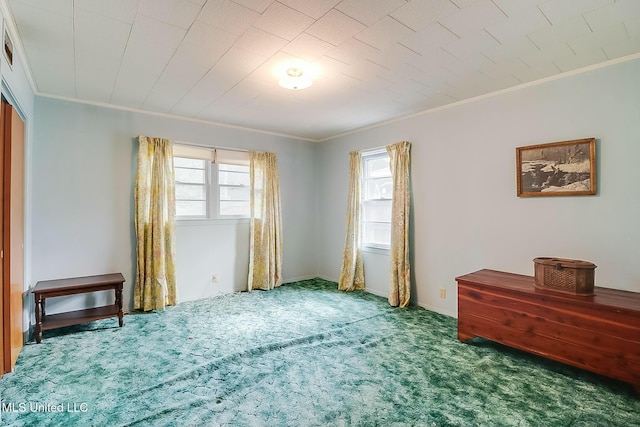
134,136,177,311
338,151,365,291
248,152,283,291
386,141,411,307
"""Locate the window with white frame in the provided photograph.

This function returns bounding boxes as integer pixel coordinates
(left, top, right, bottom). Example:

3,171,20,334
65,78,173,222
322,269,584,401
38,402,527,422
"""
175,157,208,218
173,145,250,220
362,149,392,248
217,163,250,217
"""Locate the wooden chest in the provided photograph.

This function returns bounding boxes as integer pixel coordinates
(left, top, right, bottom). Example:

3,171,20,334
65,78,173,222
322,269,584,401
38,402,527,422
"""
456,269,640,392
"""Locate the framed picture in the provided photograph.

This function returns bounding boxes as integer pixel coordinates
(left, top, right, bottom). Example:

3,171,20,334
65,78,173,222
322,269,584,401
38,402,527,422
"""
3,25,13,68
516,138,596,197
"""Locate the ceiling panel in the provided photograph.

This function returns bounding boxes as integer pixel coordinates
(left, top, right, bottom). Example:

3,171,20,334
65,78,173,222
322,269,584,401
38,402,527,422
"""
235,27,288,57
24,43,75,96
74,8,131,59
6,0,640,140
197,0,259,35
279,0,340,19
512,61,561,83
354,16,415,51
282,33,333,62
583,0,640,32
539,0,613,25
527,15,592,48
305,9,366,46
567,23,629,56
326,37,380,65
400,23,459,55
390,0,459,32
253,2,314,41
138,0,202,29
231,0,273,13
485,6,550,43
336,0,406,26
439,0,507,38
442,30,500,63
75,54,121,102
75,0,139,23
554,47,608,71
110,35,177,107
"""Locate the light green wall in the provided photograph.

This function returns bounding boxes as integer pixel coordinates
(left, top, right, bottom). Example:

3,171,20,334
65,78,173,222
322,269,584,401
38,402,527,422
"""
30,98,319,314
318,58,640,317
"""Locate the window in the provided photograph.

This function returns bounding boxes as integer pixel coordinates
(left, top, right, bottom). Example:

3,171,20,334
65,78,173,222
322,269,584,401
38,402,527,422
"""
173,145,250,220
217,163,250,217
175,157,208,218
362,150,392,248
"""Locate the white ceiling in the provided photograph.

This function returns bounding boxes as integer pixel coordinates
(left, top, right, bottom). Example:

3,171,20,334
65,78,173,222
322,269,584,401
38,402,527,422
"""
5,0,640,141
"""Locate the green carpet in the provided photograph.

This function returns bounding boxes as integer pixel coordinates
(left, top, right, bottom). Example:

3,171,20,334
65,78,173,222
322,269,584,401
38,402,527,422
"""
1,278,638,426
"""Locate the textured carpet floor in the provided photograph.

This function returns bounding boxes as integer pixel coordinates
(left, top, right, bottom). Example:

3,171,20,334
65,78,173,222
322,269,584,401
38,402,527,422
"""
0,278,638,427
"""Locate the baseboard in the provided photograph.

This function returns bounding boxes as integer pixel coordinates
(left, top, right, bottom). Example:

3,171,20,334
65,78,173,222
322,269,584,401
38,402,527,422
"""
416,301,457,318
364,288,457,318
283,274,322,284
316,274,338,283
364,287,387,298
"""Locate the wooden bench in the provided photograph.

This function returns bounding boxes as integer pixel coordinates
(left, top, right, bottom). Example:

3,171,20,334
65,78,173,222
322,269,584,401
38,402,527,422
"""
456,269,640,392
33,273,125,343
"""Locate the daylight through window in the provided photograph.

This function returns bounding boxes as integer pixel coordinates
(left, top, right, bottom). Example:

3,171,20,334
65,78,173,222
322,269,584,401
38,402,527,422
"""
173,147,250,220
175,157,207,217
362,150,392,248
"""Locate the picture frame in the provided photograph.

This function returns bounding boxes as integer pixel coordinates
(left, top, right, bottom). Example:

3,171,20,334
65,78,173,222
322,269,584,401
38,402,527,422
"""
516,138,596,197
3,23,13,69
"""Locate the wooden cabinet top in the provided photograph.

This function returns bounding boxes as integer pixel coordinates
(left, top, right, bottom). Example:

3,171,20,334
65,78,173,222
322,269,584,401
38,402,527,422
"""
456,269,640,313
34,273,125,294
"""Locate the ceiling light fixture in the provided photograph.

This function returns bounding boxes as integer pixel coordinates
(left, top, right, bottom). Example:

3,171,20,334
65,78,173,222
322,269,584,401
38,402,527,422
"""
279,67,312,90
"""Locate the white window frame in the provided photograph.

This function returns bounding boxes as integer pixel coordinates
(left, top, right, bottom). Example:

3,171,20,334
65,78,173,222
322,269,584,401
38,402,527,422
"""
174,157,210,219
214,163,250,219
173,146,250,221
361,149,392,250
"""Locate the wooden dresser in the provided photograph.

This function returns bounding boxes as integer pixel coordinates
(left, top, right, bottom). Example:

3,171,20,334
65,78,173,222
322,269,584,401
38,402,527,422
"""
456,269,640,392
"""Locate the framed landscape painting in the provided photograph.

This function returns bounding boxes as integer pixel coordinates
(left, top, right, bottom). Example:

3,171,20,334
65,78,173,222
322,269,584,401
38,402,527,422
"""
516,138,596,197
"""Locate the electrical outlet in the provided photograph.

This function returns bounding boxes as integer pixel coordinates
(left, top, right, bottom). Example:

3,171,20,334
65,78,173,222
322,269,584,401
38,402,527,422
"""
211,274,218,283
439,288,446,299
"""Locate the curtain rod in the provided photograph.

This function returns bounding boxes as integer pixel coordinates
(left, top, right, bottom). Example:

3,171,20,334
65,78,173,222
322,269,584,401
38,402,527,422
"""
174,140,249,153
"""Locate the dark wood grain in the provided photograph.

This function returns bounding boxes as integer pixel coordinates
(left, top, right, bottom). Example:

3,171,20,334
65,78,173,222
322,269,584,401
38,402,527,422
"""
33,273,125,343
456,269,640,392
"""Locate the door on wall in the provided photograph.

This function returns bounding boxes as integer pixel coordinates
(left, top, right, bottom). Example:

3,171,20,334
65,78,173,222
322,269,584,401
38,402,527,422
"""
1,97,25,375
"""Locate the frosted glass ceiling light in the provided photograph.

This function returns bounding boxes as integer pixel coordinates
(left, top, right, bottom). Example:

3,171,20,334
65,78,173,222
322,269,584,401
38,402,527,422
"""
279,67,312,90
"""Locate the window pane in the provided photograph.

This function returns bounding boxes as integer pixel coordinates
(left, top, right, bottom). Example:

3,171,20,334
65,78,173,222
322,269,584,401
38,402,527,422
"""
220,186,249,201
174,157,205,168
219,170,249,186
176,200,206,217
365,177,392,200
364,200,392,222
219,164,248,172
220,201,250,216
362,151,392,247
176,184,206,201
364,222,391,246
366,156,391,178
175,167,205,184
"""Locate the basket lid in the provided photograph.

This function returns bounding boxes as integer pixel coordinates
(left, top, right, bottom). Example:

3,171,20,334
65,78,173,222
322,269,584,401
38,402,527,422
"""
533,257,596,269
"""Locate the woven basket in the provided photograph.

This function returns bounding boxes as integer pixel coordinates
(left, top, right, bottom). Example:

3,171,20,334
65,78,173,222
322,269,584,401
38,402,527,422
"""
533,257,596,295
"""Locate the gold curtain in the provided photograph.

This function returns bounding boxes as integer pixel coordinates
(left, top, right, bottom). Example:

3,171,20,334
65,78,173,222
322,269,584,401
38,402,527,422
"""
134,136,177,311
338,151,365,291
386,141,411,307
248,152,283,291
